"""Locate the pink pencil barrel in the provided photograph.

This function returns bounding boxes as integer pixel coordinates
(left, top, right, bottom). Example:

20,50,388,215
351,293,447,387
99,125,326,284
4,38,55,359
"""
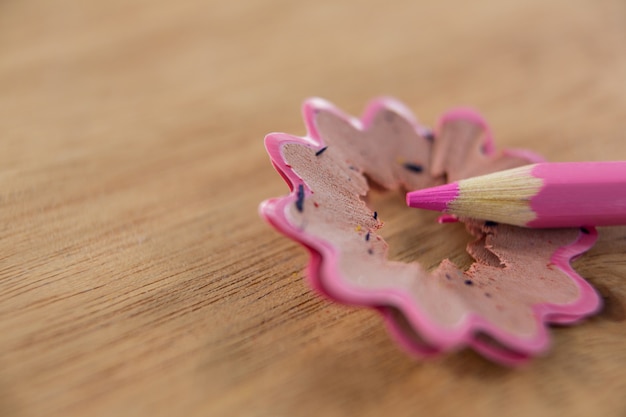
528,162,626,228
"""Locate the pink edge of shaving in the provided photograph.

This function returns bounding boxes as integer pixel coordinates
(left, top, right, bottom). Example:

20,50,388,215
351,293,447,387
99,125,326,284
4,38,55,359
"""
539,226,602,322
437,214,459,224
259,97,602,365
437,107,496,155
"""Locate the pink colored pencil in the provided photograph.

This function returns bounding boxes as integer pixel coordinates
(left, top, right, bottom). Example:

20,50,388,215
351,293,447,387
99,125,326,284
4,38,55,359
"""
406,161,626,228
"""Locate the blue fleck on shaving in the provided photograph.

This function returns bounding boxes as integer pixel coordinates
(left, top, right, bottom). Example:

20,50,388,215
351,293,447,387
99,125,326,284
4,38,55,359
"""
402,162,423,173
295,184,305,212
365,232,370,241
315,146,328,156
373,211,378,220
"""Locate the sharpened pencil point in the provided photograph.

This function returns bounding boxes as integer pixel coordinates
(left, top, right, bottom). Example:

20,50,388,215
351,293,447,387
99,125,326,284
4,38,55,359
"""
406,183,459,212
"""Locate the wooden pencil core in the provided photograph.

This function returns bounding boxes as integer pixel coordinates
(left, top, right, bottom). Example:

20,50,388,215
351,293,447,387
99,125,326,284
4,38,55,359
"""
448,164,543,226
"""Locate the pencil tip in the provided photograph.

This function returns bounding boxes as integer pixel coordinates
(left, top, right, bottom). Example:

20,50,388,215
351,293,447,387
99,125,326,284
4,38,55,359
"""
406,183,459,212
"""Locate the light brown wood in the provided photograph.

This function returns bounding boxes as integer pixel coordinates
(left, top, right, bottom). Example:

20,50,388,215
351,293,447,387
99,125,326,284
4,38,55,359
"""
2,0,626,416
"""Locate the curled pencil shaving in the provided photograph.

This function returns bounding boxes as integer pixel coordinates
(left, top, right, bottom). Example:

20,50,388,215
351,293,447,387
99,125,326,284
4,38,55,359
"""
260,97,601,365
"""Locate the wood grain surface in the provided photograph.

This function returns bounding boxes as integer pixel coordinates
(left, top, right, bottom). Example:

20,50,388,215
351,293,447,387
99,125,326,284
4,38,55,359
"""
1,0,626,416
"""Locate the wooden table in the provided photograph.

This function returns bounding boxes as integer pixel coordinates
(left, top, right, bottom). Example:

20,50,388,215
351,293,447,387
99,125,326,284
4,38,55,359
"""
2,0,626,416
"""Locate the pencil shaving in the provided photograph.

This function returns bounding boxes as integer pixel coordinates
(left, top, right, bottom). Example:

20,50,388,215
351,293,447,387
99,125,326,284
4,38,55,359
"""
260,98,601,365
